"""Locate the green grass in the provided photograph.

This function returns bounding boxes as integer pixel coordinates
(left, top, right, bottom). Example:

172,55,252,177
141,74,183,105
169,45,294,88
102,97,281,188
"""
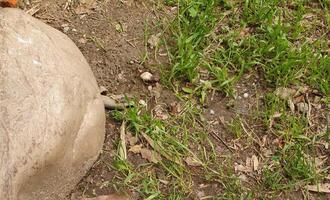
159,0,328,197
109,99,261,199
161,0,329,101
109,100,209,198
107,0,329,198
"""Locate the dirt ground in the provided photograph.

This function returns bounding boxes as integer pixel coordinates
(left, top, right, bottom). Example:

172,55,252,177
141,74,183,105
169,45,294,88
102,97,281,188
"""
29,0,183,198
19,0,329,199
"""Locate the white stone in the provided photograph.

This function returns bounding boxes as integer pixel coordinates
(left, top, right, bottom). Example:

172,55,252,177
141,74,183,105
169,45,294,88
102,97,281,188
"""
140,72,153,82
243,93,249,98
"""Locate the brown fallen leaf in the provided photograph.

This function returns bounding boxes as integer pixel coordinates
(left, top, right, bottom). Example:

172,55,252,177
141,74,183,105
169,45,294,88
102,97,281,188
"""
239,27,251,37
287,98,295,113
81,193,129,200
275,87,296,100
169,102,182,115
147,33,161,49
153,105,169,120
126,131,139,146
185,157,203,167
118,121,127,160
140,148,162,163
269,112,282,129
251,155,259,171
306,183,330,193
238,174,248,182
234,163,252,173
128,144,143,154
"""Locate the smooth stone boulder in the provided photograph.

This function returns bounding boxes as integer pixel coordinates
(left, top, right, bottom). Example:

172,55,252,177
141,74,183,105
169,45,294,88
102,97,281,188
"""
0,8,106,200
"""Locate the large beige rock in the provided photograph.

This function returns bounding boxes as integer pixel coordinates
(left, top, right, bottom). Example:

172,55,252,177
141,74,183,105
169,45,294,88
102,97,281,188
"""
0,8,106,200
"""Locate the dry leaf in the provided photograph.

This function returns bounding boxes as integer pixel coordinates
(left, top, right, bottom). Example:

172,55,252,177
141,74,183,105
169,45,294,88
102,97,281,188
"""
315,156,328,170
151,83,162,99
318,140,329,150
246,157,252,168
159,179,169,185
153,105,169,120
185,157,203,167
275,87,296,100
234,163,252,173
287,98,295,112
169,102,182,115
141,148,162,163
269,112,282,128
128,144,143,154
147,33,161,49
126,132,139,146
297,102,309,113
118,121,127,160
261,135,268,147
306,183,330,193
293,95,305,104
219,116,226,124
238,174,248,182
251,155,259,171
239,28,251,37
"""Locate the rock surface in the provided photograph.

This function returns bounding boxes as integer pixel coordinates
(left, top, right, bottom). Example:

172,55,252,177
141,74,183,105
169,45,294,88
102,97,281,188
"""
0,8,105,200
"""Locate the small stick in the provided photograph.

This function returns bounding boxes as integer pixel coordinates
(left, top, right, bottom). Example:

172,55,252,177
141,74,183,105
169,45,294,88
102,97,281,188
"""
211,131,234,153
241,119,262,147
125,39,136,48
326,112,330,142
305,93,312,126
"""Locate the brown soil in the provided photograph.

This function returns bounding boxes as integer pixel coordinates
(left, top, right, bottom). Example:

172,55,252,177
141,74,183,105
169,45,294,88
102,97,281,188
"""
30,0,185,198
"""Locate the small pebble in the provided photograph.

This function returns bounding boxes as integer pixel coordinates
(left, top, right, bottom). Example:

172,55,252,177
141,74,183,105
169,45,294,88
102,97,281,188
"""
140,72,153,82
78,38,87,44
63,26,70,33
243,93,249,98
210,109,215,115
147,86,153,91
